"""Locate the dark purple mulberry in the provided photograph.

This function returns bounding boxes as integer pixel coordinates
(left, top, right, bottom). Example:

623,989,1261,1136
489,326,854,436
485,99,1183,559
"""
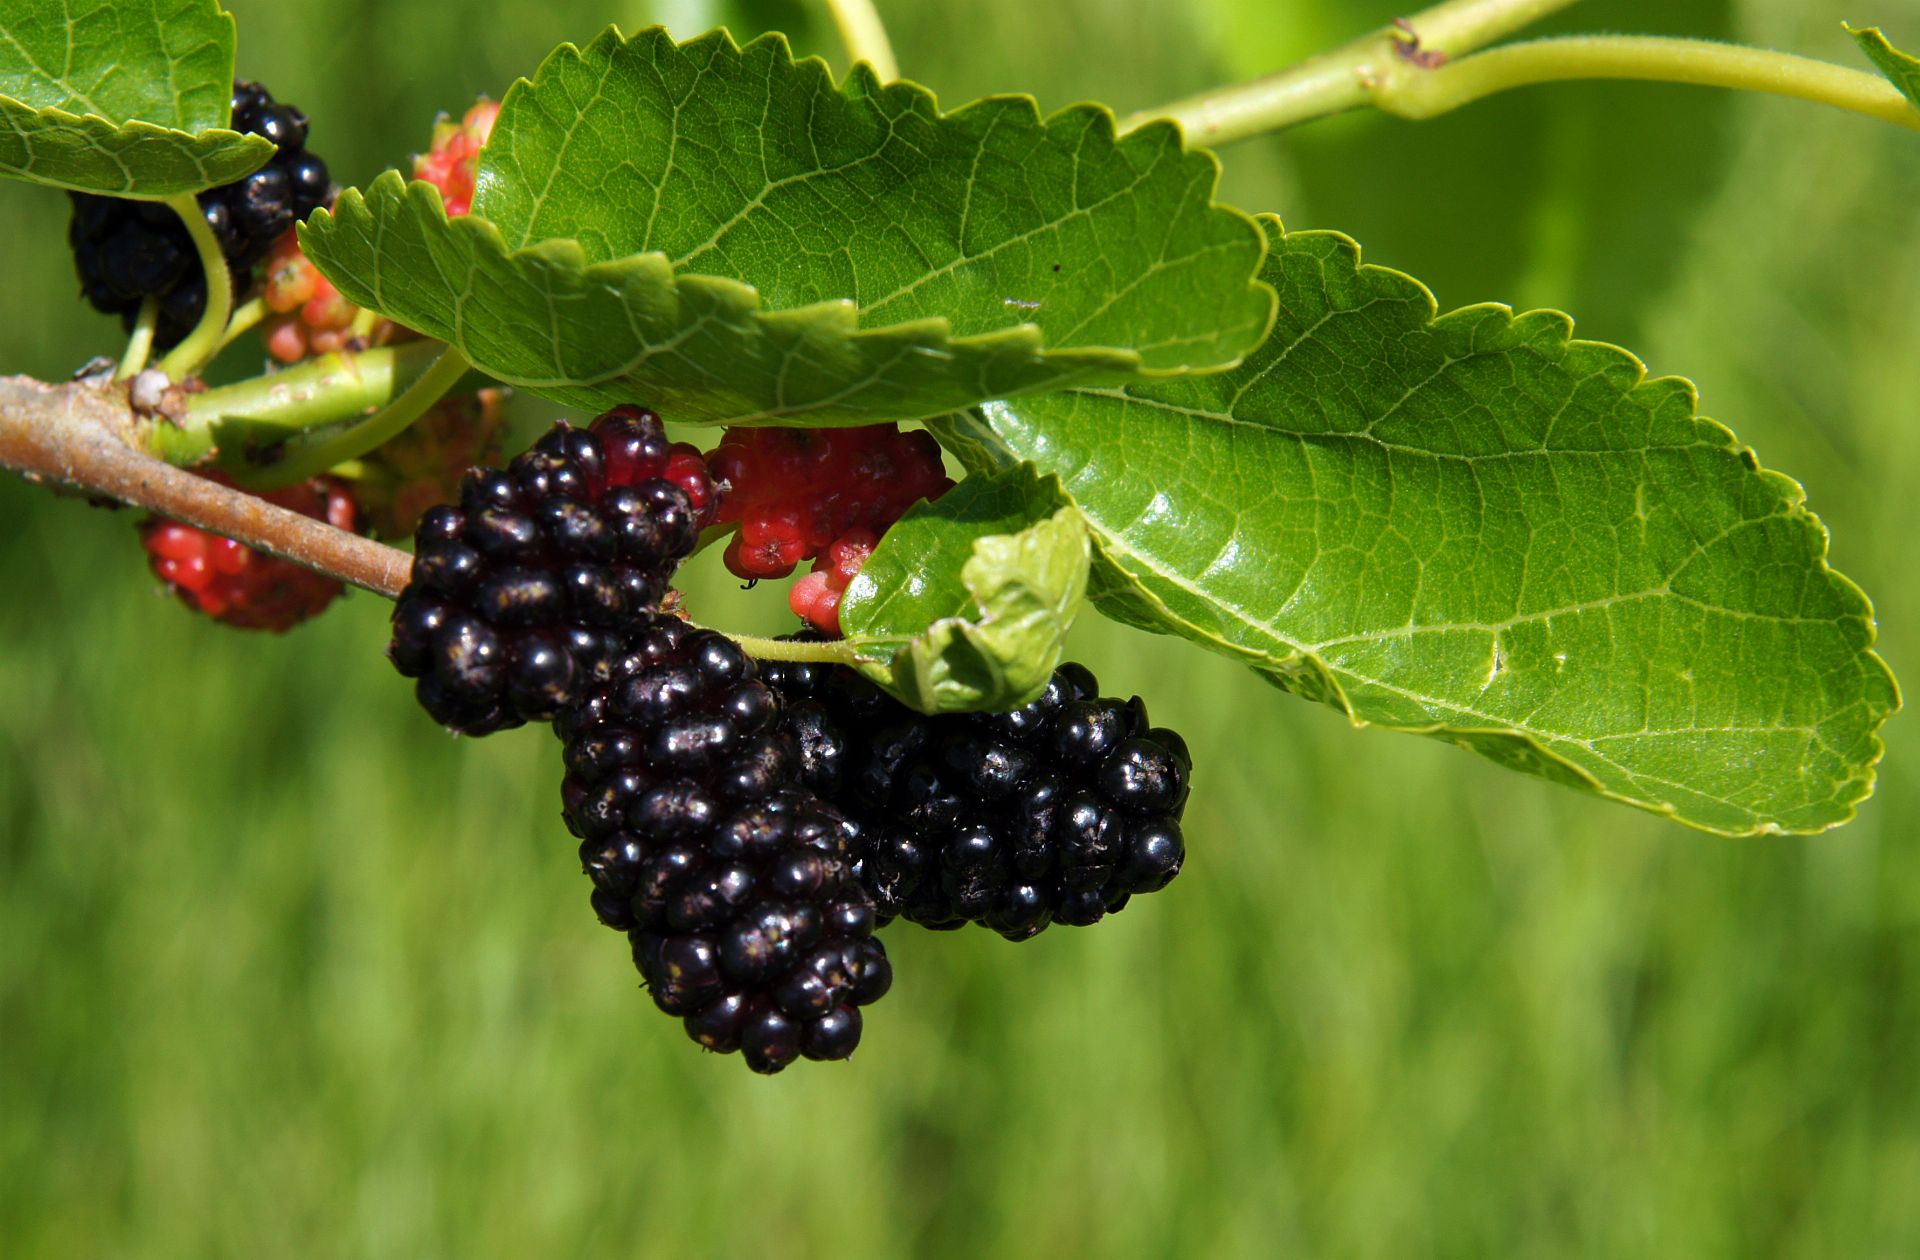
757,655,1191,941
69,80,334,349
557,615,891,1073
388,408,717,736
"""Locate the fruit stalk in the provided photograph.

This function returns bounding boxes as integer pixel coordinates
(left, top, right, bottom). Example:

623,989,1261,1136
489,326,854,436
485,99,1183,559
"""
0,375,412,598
153,193,236,380
114,299,160,382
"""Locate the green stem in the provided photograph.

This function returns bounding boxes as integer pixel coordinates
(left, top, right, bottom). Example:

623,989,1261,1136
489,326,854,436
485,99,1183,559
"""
727,630,864,664
114,298,159,381
159,339,462,465
1120,0,1583,143
216,297,267,354
230,344,472,489
824,0,900,82
1380,35,1920,131
154,194,233,380
1399,0,1584,50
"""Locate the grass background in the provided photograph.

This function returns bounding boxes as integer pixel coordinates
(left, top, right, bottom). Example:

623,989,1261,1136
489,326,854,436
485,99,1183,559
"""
2,0,1916,1254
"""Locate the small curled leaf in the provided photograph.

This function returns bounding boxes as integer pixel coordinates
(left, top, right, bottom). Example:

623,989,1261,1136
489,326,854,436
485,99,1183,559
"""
839,466,1090,713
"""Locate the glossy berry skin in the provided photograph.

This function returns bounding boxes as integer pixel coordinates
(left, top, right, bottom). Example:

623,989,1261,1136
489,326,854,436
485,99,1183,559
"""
557,615,892,1074
70,80,333,349
388,407,717,736
140,475,358,631
706,424,952,581
758,657,1191,940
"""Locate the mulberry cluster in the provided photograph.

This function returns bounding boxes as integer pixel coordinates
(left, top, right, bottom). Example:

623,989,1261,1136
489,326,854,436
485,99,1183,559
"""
259,227,363,363
69,80,331,348
706,424,952,583
256,97,501,363
388,407,716,736
140,474,359,632
760,657,1190,940
558,615,892,1073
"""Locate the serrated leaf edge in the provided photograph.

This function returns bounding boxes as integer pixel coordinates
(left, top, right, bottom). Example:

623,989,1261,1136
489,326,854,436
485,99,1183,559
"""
0,96,273,196
1845,22,1920,109
303,23,1278,416
309,175,1129,396
495,24,1277,372
959,214,1901,838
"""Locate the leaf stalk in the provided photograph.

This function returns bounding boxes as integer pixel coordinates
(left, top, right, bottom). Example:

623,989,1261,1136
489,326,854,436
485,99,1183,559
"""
227,344,473,490
154,193,233,380
1122,1,1920,145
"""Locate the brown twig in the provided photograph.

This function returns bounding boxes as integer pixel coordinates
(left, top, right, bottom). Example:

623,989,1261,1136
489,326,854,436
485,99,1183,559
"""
1,373,413,599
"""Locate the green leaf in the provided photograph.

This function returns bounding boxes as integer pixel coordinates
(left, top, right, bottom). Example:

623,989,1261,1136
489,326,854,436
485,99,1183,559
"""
1847,23,1920,109
0,0,272,196
838,466,1090,713
938,217,1899,836
300,26,1274,425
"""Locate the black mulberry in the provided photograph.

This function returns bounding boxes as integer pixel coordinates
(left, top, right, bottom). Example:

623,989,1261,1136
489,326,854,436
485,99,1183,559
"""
69,80,334,349
557,615,891,1073
389,407,718,735
758,656,1191,940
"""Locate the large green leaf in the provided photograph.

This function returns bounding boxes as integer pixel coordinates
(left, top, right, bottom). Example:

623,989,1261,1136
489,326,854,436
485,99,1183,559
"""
0,0,272,196
938,217,1899,836
301,26,1274,426
838,466,1089,712
1848,23,1920,109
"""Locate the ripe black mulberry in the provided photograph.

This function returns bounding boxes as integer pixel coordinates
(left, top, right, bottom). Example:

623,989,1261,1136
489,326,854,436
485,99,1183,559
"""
69,80,334,348
388,407,716,736
557,615,891,1073
758,656,1191,940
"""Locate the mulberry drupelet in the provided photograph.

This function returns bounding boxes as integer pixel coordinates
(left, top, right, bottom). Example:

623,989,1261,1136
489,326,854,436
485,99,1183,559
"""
758,656,1192,940
557,615,892,1073
705,423,952,582
69,80,334,349
388,407,717,736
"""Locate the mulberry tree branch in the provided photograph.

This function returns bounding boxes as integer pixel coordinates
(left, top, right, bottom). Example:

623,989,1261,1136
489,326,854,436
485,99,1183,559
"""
0,373,413,599
1120,0,1585,142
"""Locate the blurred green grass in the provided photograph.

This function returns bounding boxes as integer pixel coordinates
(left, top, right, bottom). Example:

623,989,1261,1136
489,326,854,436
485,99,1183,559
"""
1,0,1915,1255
